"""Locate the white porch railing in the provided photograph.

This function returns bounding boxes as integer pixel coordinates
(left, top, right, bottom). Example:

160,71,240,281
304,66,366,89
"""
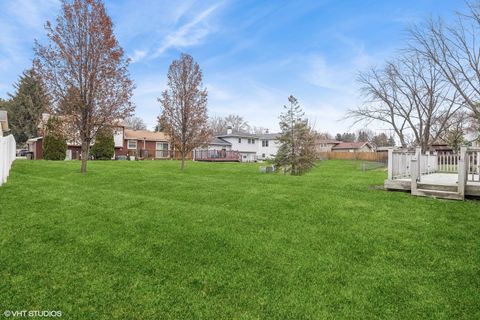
0,134,16,186
387,146,480,199
466,148,480,182
388,149,415,179
437,153,459,173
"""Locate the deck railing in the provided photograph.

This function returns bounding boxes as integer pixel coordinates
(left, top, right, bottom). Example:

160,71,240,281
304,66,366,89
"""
0,134,16,186
194,150,240,162
437,153,459,173
387,146,479,199
388,149,415,179
466,148,480,182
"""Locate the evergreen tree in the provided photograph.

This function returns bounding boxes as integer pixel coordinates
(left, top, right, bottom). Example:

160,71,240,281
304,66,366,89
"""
387,135,396,147
91,127,114,159
445,127,466,152
5,69,49,144
43,116,67,160
274,95,317,176
371,133,389,147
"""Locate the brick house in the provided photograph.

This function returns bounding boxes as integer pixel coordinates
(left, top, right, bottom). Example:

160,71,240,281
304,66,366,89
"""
119,129,170,159
26,114,172,160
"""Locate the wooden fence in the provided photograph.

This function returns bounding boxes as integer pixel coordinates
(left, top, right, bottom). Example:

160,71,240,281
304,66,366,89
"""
318,152,388,162
0,134,16,186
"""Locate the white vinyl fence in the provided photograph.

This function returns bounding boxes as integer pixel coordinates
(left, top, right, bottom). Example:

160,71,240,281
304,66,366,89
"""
0,134,16,186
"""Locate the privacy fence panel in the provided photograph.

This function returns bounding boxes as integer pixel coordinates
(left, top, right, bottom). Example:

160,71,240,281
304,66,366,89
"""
0,134,16,186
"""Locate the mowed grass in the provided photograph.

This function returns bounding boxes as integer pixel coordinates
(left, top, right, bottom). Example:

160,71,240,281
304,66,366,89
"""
0,160,479,319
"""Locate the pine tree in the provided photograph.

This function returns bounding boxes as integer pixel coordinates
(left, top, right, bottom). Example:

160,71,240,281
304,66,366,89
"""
274,95,317,175
5,69,49,144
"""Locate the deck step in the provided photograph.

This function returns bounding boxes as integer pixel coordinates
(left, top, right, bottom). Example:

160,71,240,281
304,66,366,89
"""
417,183,458,193
414,188,463,200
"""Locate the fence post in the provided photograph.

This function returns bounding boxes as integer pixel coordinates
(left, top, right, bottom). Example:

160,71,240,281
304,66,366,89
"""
387,148,393,180
411,156,418,195
415,147,421,182
458,146,467,199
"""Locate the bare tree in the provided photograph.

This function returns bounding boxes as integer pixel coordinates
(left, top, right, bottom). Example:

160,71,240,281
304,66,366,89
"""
251,126,268,134
347,52,462,151
224,114,250,133
315,131,333,140
159,53,211,170
34,0,134,173
410,2,480,126
124,116,147,130
209,114,250,133
209,115,227,134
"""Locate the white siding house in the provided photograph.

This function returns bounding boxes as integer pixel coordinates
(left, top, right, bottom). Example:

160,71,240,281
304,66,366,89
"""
216,132,258,162
257,133,280,160
199,128,280,162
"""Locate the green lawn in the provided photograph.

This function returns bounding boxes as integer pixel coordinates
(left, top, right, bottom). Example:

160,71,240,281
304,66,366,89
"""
0,160,479,319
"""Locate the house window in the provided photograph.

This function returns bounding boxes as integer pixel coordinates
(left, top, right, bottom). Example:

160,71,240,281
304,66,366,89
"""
238,138,241,143
156,142,169,158
262,140,269,147
127,140,137,149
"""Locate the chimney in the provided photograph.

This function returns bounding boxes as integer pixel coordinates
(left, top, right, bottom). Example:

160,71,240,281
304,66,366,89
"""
265,128,269,134
226,126,232,135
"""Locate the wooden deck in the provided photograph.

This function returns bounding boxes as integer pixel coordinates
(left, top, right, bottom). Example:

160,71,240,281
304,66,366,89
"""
385,147,480,200
385,173,480,198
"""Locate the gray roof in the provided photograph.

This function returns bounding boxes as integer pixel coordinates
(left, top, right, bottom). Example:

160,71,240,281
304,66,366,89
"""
216,131,280,139
209,137,231,146
257,133,280,140
216,132,258,138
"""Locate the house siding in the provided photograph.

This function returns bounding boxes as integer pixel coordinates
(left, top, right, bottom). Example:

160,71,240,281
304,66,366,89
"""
257,139,279,160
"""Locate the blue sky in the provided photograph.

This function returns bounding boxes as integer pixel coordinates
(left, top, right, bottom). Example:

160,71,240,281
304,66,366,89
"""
0,0,466,134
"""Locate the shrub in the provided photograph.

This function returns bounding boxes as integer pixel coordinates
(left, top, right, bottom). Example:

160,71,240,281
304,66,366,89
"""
91,127,114,160
43,116,67,160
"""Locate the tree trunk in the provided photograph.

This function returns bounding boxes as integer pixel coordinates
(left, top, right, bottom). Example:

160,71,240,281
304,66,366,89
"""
80,140,89,173
180,152,185,170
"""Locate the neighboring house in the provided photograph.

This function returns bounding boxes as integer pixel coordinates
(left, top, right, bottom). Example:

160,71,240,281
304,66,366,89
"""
257,133,280,160
204,137,232,151
26,113,171,160
119,129,170,159
216,129,259,162
196,128,280,162
26,137,44,159
331,142,374,152
428,140,454,154
316,139,341,152
0,110,8,137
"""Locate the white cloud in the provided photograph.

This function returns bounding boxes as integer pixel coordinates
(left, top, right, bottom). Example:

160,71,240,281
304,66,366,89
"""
304,55,354,92
154,4,221,57
130,49,148,63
